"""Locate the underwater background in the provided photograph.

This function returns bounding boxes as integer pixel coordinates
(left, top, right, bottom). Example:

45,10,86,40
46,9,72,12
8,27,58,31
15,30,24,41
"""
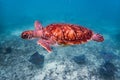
0,0,120,80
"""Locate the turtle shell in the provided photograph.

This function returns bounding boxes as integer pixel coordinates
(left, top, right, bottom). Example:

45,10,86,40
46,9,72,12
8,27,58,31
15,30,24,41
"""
43,23,93,45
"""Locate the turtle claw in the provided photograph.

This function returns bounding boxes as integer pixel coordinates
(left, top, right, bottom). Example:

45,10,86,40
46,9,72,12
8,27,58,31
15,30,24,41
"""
37,39,52,53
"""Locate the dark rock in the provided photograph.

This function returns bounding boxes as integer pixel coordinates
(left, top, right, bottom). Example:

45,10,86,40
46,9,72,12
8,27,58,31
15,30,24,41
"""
5,47,12,53
0,47,12,54
73,54,86,64
99,61,117,79
100,51,119,62
29,52,44,68
0,47,2,53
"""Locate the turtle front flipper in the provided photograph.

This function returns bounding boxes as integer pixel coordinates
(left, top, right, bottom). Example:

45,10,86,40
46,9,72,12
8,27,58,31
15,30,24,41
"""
37,39,52,53
34,20,43,30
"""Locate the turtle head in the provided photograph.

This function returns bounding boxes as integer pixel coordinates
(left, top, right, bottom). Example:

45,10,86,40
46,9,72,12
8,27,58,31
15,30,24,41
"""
21,30,34,39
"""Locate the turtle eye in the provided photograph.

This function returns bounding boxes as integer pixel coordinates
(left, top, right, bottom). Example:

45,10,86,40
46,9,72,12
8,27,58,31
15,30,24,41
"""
23,34,28,38
21,32,29,39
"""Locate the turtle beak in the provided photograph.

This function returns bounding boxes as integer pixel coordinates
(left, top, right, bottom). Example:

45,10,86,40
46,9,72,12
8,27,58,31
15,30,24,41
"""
21,30,34,39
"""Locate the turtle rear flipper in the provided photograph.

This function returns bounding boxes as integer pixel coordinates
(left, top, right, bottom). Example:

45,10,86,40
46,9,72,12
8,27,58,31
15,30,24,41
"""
92,33,104,42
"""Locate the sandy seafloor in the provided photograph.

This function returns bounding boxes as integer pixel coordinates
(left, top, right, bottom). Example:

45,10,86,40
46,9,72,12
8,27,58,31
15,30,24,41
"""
0,21,120,80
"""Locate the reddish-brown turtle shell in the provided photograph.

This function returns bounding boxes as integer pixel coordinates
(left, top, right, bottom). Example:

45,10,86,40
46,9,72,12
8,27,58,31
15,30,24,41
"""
43,23,93,45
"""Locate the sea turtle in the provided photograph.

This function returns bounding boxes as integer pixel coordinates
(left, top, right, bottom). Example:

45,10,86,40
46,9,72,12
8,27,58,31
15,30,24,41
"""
21,21,104,53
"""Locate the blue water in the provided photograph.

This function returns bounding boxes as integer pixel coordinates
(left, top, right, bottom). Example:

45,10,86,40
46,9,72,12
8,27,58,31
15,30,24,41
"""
0,0,120,80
